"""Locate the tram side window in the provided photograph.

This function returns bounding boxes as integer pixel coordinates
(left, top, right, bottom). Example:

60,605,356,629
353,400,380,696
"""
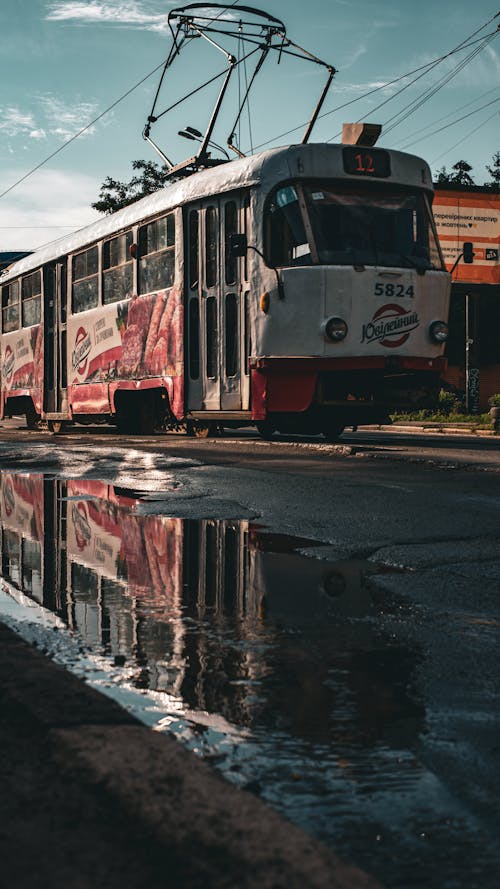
205,206,217,288
72,246,99,313
225,201,237,285
21,270,42,327
225,293,238,377
138,213,175,294
189,209,199,290
2,280,20,332
103,231,133,304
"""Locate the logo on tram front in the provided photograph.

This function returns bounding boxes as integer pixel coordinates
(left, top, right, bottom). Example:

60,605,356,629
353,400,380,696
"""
361,303,420,349
72,326,92,376
3,345,15,384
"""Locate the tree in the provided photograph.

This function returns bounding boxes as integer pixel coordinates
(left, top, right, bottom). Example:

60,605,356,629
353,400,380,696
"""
91,160,171,214
449,160,475,187
485,151,500,190
435,165,451,183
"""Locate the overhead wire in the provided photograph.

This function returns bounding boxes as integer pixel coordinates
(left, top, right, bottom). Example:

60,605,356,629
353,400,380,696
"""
430,107,500,166
0,0,245,205
243,42,254,153
380,31,498,139
252,29,498,151
1,3,497,208
0,56,171,203
397,95,500,149
391,84,500,148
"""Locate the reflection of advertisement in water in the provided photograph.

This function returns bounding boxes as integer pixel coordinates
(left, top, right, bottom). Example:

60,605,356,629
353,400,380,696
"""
0,472,44,540
65,480,182,608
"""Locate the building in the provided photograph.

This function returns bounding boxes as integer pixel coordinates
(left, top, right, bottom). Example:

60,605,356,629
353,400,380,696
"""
433,184,500,410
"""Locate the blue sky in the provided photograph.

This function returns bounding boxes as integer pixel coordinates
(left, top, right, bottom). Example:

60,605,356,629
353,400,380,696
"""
1,0,498,249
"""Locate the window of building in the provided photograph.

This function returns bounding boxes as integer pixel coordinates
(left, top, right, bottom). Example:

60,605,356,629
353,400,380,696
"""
21,270,42,327
2,280,20,332
103,231,133,304
72,245,99,313
138,213,175,294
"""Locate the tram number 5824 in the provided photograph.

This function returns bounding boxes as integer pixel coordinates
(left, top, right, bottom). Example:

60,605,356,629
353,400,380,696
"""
374,283,415,298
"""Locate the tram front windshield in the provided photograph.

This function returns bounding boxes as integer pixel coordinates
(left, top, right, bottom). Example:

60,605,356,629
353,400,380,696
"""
265,182,444,271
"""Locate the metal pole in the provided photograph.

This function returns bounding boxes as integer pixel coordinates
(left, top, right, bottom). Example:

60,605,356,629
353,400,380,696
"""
465,292,470,413
465,291,480,414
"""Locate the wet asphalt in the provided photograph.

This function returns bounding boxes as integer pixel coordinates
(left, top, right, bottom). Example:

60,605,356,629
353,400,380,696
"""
0,426,499,888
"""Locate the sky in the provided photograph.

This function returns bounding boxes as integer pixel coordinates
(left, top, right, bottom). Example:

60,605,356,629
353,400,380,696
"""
0,0,498,251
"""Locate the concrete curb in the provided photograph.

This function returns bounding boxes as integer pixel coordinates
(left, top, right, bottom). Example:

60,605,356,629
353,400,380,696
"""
371,424,498,437
0,623,382,889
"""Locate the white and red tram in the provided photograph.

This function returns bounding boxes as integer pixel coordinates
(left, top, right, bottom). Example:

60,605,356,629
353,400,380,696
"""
0,142,450,438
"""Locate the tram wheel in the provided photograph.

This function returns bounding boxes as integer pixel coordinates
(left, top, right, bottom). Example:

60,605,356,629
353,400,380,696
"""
25,407,40,429
322,424,345,443
256,420,276,440
136,402,157,435
47,420,65,434
187,421,214,438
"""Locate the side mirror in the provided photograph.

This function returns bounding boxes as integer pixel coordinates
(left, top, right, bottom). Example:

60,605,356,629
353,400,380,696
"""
228,233,248,258
463,242,474,264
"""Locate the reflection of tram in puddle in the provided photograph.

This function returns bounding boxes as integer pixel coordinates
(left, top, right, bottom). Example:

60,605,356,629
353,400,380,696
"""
0,472,44,603
0,472,423,746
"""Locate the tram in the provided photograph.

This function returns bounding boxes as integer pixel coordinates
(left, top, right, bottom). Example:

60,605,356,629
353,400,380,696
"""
0,141,450,438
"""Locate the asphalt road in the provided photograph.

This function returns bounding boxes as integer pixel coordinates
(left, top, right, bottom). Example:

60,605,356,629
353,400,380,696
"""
0,424,499,888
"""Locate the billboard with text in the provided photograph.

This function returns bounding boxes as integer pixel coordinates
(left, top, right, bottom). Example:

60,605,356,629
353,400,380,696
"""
433,189,499,285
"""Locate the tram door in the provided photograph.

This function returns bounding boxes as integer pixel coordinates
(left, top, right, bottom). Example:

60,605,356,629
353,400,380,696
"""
186,194,250,412
43,261,67,414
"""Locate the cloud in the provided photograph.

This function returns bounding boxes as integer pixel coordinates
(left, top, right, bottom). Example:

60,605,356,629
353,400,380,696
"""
0,168,102,250
45,1,240,31
38,95,99,140
0,108,37,138
0,96,100,154
45,1,172,32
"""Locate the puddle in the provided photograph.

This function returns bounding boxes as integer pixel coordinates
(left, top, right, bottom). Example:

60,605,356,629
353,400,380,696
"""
0,470,490,888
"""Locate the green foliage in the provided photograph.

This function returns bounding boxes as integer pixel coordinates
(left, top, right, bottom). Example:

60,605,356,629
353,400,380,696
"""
488,393,500,407
389,389,499,425
435,153,499,189
485,151,500,190
390,409,492,426
92,160,171,214
435,166,451,183
450,160,475,186
437,388,461,415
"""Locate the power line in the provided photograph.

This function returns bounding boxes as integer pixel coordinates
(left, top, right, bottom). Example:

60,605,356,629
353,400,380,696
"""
397,95,500,150
380,31,498,139
430,108,500,166
0,1,245,206
391,85,499,148
0,58,170,203
252,30,498,151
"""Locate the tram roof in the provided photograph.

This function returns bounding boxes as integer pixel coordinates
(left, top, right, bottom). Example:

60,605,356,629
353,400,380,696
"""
1,143,433,281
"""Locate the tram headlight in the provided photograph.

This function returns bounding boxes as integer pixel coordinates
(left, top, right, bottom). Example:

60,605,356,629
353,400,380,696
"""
323,316,348,342
429,320,449,343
